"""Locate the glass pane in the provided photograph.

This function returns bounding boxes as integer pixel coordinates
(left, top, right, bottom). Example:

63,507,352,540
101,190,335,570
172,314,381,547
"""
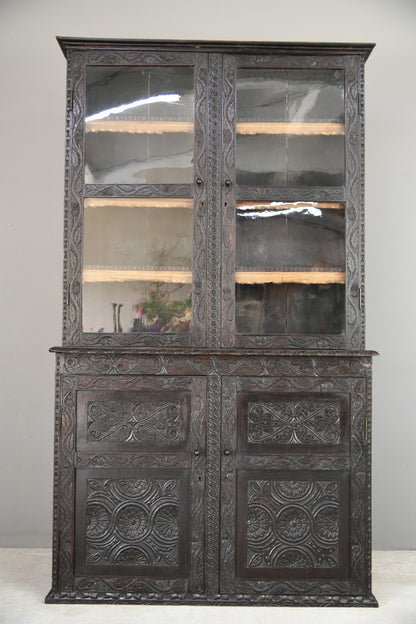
236,69,344,186
235,201,345,334
82,198,193,334
85,66,194,184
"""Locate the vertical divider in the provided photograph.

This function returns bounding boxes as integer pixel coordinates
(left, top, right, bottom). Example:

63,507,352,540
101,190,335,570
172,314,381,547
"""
205,373,221,595
206,53,223,348
220,376,238,593
192,54,209,347
221,55,237,348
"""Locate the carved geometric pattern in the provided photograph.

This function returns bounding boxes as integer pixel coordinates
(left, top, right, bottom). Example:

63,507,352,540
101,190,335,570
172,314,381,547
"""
84,478,180,568
247,397,341,446
87,399,184,444
245,478,341,569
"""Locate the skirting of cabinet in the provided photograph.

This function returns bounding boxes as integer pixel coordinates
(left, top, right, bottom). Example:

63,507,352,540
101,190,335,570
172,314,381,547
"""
45,590,378,606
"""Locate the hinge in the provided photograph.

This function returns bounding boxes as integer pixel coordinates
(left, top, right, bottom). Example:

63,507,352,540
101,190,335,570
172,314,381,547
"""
66,284,70,307
358,287,362,310
68,88,73,112
365,416,368,441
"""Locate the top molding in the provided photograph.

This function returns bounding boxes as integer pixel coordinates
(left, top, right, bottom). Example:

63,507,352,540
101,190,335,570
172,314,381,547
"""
57,37,375,60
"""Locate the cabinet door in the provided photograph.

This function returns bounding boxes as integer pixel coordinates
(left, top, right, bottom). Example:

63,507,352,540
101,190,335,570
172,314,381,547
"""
66,51,208,347
57,374,206,596
221,53,364,349
220,375,369,597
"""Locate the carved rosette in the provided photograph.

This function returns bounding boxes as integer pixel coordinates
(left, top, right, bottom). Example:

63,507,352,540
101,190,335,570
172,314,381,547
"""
84,478,180,568
244,479,341,570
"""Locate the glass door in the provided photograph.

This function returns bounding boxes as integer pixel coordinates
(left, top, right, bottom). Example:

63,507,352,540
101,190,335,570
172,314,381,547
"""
222,57,350,348
79,58,207,345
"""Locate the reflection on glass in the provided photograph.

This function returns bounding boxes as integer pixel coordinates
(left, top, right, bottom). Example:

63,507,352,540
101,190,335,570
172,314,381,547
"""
236,69,345,186
85,67,194,184
82,198,193,334
235,201,345,335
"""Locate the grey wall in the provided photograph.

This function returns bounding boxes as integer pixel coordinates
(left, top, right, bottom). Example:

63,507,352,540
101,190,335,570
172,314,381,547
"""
0,0,415,549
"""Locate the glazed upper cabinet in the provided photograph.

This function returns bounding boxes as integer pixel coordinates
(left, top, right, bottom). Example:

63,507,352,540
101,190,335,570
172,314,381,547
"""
61,40,371,350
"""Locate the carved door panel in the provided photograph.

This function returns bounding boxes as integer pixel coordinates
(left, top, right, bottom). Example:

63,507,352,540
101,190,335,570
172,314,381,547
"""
220,375,369,596
59,374,206,595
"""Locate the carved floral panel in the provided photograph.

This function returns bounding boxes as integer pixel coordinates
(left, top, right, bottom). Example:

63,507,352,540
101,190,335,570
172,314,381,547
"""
237,472,349,579
87,399,184,444
77,389,190,451
77,476,185,573
247,396,342,446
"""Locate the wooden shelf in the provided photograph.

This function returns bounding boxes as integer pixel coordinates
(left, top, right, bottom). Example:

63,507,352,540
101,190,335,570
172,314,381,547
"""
236,201,344,211
235,270,345,285
83,268,192,283
83,267,344,285
86,120,194,134
236,122,344,136
84,198,193,209
85,120,343,136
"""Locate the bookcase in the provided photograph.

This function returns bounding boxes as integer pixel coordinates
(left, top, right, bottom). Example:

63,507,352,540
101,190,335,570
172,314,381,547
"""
46,38,377,606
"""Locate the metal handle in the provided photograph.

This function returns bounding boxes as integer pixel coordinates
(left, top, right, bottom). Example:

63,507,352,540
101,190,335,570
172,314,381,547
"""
224,449,231,456
196,178,203,186
193,449,202,456
224,179,232,187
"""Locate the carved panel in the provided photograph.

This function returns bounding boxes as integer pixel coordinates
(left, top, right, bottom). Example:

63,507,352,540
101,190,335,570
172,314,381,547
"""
86,398,185,445
75,470,189,576
236,471,349,580
245,396,343,447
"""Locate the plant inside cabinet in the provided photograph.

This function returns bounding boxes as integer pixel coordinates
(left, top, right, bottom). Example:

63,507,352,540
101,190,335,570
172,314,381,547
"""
46,38,377,607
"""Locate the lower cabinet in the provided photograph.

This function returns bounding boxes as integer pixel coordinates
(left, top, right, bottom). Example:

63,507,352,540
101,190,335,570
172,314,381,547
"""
46,351,377,606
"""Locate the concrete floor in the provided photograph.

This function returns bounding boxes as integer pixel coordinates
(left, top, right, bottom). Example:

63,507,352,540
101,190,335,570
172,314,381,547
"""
0,549,415,623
